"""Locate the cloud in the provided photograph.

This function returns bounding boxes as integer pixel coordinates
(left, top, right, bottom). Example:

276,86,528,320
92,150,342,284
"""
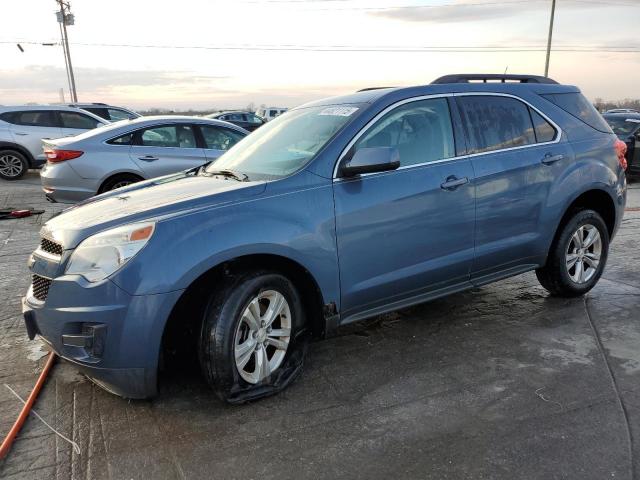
369,0,555,24
0,65,230,94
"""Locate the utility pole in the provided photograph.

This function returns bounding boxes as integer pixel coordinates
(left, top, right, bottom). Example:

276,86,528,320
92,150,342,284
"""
544,0,556,77
55,0,77,102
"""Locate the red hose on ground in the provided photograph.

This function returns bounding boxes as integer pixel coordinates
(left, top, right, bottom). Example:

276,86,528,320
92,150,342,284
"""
0,351,57,460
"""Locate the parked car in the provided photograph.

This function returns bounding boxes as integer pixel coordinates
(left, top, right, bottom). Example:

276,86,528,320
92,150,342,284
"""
63,103,141,122
0,106,108,180
604,108,639,114
205,111,265,131
256,106,288,121
23,74,627,403
40,116,248,203
603,112,640,175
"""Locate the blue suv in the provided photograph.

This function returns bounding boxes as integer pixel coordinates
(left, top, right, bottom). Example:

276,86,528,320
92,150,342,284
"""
23,74,627,403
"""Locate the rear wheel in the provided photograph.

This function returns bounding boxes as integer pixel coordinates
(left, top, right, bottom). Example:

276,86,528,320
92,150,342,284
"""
536,209,609,297
199,271,307,403
100,173,142,193
0,150,28,180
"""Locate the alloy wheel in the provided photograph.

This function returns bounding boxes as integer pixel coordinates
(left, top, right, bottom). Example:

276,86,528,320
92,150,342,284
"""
234,290,291,384
110,180,134,190
0,154,24,178
565,224,602,284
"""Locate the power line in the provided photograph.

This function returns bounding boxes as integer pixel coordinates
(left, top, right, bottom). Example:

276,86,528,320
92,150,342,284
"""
2,40,639,53
240,0,639,9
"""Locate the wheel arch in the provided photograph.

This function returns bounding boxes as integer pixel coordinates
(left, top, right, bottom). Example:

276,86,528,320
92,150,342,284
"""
547,187,617,259
98,171,145,193
0,141,36,167
159,253,327,374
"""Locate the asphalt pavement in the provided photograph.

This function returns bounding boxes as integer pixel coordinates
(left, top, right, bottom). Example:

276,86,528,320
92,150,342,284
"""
1,172,639,480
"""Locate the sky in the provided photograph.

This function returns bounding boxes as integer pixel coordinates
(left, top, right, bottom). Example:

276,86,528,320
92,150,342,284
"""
1,0,639,111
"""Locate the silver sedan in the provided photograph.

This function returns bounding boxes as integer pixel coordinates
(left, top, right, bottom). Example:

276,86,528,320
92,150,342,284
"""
40,116,248,203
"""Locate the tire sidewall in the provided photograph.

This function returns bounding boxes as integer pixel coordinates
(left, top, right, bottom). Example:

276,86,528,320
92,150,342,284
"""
0,150,28,180
554,210,610,295
101,175,140,193
199,272,305,401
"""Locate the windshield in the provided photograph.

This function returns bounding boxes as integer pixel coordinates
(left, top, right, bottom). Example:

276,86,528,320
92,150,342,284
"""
204,104,360,180
604,116,640,138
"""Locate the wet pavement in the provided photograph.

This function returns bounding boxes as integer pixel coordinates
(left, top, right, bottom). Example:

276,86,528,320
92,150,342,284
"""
1,172,639,479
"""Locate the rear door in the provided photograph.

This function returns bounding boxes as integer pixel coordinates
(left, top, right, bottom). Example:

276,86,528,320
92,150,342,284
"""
198,124,246,162
454,93,573,282
129,124,207,177
4,110,62,162
58,110,104,137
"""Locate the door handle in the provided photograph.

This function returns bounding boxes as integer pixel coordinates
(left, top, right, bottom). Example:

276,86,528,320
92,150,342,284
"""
138,155,159,162
440,176,469,190
541,153,564,165
13,132,28,136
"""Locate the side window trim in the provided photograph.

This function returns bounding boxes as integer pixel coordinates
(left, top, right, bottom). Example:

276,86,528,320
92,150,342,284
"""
452,92,562,148
333,92,564,180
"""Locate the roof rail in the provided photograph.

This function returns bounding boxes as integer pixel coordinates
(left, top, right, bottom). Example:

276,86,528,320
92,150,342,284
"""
357,87,396,92
431,74,558,85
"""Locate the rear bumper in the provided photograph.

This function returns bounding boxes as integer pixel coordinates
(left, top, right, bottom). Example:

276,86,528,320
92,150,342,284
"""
22,277,184,399
40,162,97,204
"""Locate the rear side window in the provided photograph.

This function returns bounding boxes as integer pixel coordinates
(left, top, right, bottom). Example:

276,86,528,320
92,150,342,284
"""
60,111,101,129
138,125,196,148
355,97,455,167
0,110,57,127
107,108,133,121
542,93,612,133
529,108,557,143
83,108,109,120
457,96,535,154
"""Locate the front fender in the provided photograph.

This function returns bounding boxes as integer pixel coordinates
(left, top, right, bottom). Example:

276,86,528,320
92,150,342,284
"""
110,174,340,310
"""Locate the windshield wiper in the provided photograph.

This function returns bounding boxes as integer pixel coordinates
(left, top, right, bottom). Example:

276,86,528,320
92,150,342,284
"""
203,169,249,182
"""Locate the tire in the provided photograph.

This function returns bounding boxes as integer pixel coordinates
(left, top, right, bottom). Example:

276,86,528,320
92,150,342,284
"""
100,173,142,193
536,209,609,297
199,271,308,403
0,150,29,180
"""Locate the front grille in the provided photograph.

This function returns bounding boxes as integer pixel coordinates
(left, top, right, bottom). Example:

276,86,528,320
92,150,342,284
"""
40,237,63,256
32,274,52,301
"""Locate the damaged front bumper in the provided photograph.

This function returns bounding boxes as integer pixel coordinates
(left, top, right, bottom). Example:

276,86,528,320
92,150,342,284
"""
22,276,183,399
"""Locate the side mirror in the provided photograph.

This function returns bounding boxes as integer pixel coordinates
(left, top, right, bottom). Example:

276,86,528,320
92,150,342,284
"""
339,146,400,178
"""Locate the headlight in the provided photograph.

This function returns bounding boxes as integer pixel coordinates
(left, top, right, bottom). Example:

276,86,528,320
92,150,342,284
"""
66,222,155,282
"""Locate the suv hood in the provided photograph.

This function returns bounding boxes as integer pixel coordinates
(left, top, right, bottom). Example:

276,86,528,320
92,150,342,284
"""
43,171,266,249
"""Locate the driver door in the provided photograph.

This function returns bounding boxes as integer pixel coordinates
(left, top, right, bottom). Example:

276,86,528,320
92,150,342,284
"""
333,97,475,321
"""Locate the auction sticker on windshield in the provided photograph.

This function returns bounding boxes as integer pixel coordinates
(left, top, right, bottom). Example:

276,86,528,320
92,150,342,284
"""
319,106,358,117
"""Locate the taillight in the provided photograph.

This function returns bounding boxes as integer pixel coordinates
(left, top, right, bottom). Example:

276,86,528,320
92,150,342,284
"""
45,149,84,163
614,139,628,170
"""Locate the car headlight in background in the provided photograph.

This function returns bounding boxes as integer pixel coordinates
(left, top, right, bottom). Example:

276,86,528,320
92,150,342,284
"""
66,222,155,282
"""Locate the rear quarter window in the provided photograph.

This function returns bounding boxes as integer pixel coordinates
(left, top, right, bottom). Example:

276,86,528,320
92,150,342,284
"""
542,93,612,133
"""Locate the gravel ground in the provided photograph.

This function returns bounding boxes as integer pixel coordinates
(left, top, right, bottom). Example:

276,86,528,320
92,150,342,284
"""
0,172,639,480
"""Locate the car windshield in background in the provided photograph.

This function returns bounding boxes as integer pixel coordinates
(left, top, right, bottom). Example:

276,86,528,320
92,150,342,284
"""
604,116,640,138
204,105,360,180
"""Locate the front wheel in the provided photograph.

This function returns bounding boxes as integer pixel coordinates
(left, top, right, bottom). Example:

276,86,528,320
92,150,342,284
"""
536,209,610,297
199,271,307,403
